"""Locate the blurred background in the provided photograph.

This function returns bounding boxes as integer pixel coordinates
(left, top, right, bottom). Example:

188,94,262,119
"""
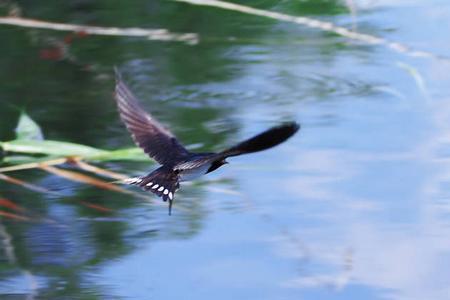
1,0,450,299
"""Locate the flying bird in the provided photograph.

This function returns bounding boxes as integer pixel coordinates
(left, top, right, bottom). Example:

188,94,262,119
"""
114,70,300,214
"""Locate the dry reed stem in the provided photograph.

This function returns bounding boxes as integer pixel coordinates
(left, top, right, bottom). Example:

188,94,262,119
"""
0,158,69,173
0,158,192,213
0,16,199,45
175,0,449,62
69,158,128,180
38,165,186,211
39,165,129,193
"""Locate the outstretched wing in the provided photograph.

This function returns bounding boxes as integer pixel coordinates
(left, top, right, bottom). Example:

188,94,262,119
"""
114,69,190,166
220,122,300,157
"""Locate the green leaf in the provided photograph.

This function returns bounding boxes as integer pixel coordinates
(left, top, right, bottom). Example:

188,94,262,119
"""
1,112,151,164
1,140,107,157
0,140,149,162
2,155,62,165
15,112,44,141
88,147,149,162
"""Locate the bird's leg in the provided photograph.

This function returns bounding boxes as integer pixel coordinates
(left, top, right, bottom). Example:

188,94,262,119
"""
168,199,173,216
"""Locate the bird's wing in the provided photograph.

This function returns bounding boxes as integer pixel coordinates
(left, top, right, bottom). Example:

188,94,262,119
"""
220,122,300,157
114,69,190,166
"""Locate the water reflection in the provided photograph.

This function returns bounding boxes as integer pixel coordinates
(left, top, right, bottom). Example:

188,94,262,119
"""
269,62,450,300
1,0,450,299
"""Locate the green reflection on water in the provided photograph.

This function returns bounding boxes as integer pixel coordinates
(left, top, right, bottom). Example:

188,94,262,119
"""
0,0,419,299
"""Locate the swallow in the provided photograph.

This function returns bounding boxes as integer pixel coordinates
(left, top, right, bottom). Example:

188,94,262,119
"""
114,69,300,214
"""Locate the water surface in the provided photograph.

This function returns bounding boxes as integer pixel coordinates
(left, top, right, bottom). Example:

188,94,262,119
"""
1,1,450,299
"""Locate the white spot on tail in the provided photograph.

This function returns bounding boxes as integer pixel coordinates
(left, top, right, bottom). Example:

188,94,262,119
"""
163,189,169,195
168,192,173,200
152,184,159,189
158,186,164,192
124,178,134,183
146,182,153,187
124,177,141,184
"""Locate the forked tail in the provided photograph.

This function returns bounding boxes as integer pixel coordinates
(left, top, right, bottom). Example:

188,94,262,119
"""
124,166,180,215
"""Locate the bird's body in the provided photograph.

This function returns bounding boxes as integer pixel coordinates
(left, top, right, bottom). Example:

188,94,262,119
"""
114,69,299,214
178,160,213,181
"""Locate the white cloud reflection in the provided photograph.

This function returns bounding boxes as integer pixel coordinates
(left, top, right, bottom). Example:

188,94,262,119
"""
272,90,450,300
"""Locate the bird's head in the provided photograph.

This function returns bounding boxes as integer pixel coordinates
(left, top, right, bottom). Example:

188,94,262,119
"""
215,158,229,169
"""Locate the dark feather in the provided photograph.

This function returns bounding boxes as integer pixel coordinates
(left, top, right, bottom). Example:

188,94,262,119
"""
125,166,180,215
220,122,300,157
114,69,191,166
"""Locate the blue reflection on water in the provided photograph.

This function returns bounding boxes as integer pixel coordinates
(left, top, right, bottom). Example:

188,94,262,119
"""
1,0,450,299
